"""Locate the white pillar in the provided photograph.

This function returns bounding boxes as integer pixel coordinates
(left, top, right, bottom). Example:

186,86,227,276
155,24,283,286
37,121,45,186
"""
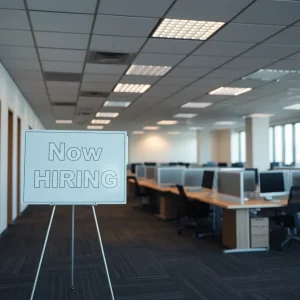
196,130,211,164
210,129,232,164
245,117,269,170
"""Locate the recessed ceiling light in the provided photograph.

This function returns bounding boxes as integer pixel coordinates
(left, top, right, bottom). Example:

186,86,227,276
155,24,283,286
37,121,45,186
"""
247,113,274,118
87,125,104,130
104,101,131,107
157,120,178,125
243,69,298,81
143,126,159,130
189,127,203,130
91,119,111,124
209,87,252,96
283,104,300,110
126,65,172,76
132,131,144,134
168,131,180,135
181,102,212,108
153,18,225,40
114,83,151,93
56,120,72,124
173,113,197,118
96,112,119,118
215,121,236,125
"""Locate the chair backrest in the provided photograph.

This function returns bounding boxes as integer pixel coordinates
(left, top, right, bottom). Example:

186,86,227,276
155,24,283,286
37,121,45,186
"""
176,185,189,205
287,186,300,214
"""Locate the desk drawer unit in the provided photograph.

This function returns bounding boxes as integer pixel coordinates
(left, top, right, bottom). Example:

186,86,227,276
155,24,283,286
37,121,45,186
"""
250,218,269,248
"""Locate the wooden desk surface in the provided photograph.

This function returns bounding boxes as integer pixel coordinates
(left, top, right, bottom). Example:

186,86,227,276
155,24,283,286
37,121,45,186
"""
133,178,288,209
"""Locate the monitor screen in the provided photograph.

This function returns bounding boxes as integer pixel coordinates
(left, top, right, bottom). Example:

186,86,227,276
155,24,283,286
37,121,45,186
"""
202,171,215,189
260,172,285,194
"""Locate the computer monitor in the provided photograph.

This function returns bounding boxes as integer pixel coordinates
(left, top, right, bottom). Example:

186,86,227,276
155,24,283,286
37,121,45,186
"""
244,171,256,192
218,162,228,167
202,171,215,189
144,162,156,166
245,168,258,184
259,172,287,199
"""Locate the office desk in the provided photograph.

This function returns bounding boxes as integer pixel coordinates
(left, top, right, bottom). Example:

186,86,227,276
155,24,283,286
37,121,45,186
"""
134,178,288,253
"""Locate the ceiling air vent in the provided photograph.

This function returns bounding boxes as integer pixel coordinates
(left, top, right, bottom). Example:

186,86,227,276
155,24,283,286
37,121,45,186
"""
80,91,110,98
86,51,136,65
52,102,75,106
44,72,82,82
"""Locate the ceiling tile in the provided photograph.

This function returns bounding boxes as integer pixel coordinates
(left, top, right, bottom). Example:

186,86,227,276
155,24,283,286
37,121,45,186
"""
222,57,277,70
241,44,300,59
265,27,300,46
77,96,106,107
10,70,43,81
156,77,196,86
234,1,300,26
81,82,115,92
212,23,284,43
196,95,230,103
2,59,40,71
90,35,146,53
94,15,158,37
47,81,79,90
145,85,182,98
35,32,89,49
193,41,254,57
82,73,122,83
0,29,34,47
39,48,86,62
228,79,266,89
120,75,159,84
133,53,185,66
167,0,252,22
107,93,141,102
49,88,78,97
206,68,251,80
192,78,232,87
42,61,84,73
98,0,174,17
268,59,300,71
52,105,75,118
27,0,97,13
50,96,77,103
85,64,127,75
178,55,230,68
287,52,300,60
0,9,29,30
167,67,212,78
141,38,201,54
0,0,25,9
0,46,37,60
30,11,93,34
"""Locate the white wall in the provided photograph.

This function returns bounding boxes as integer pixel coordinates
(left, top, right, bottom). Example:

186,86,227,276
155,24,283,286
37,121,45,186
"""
211,129,232,164
197,130,212,164
0,63,44,235
129,132,197,163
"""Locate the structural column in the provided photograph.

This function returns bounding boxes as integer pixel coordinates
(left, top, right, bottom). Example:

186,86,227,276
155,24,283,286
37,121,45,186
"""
245,116,270,170
196,130,212,165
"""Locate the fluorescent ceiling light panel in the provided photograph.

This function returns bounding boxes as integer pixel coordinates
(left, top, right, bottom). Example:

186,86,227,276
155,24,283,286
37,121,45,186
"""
114,83,151,93
173,113,197,118
247,113,274,118
181,102,212,108
153,19,224,40
91,119,111,124
215,121,236,125
189,127,203,130
157,120,178,125
104,101,131,107
168,131,180,135
132,131,144,134
95,112,119,118
209,87,252,96
87,125,104,130
55,120,72,124
243,69,298,81
283,104,300,110
143,126,159,130
126,65,172,76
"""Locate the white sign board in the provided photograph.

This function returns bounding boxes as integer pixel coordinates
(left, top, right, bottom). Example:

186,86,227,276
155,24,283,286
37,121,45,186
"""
22,130,127,205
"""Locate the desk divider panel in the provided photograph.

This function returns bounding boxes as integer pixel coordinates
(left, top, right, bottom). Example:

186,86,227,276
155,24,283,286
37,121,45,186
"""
217,172,244,204
136,165,146,178
291,170,300,186
146,166,157,181
157,167,185,187
184,168,203,187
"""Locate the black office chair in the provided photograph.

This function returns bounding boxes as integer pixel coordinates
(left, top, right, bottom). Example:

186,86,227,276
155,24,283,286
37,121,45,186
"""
275,186,300,250
176,185,211,237
131,177,152,210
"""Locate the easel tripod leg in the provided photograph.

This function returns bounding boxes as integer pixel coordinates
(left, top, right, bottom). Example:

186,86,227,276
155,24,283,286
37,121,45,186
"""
30,206,56,300
92,206,115,300
71,205,75,290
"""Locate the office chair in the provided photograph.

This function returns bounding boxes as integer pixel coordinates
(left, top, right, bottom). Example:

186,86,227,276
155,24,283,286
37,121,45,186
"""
131,177,152,211
176,185,211,237
275,186,300,250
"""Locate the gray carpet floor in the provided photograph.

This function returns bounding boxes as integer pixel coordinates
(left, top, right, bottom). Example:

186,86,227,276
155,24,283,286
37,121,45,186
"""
0,198,300,300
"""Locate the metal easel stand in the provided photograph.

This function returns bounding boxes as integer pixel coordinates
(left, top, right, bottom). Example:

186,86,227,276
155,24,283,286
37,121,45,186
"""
30,205,115,300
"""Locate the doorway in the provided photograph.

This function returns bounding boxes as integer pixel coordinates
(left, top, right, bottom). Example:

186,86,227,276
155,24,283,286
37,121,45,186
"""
7,110,13,224
17,117,21,216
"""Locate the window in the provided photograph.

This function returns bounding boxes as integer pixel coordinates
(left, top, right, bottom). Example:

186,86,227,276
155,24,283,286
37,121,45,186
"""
284,124,293,165
231,132,239,163
240,131,246,163
274,125,283,162
295,123,300,164
269,127,274,162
